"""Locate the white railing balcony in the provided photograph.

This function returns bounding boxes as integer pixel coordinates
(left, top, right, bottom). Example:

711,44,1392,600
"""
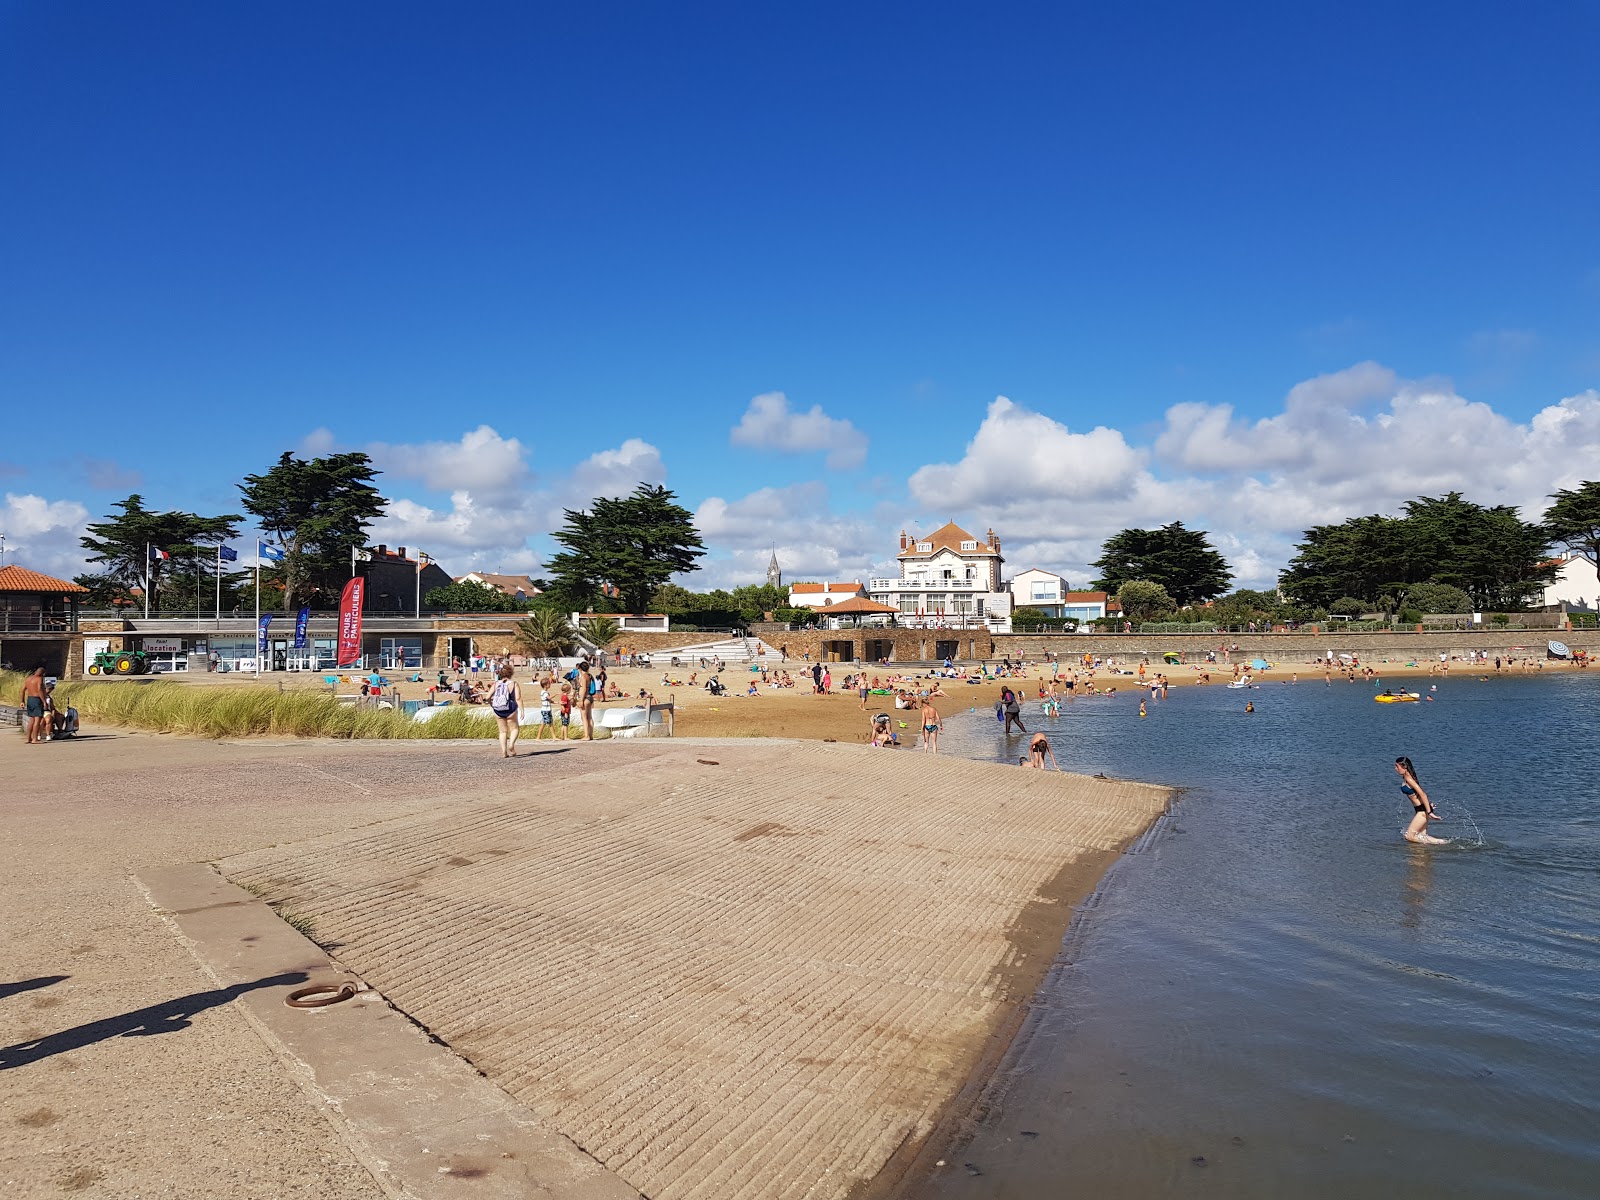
870,578,982,590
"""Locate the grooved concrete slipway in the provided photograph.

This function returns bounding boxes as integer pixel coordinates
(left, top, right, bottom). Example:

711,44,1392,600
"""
224,742,1169,1200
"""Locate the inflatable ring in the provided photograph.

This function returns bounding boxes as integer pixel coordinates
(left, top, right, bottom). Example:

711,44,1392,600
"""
285,982,360,1008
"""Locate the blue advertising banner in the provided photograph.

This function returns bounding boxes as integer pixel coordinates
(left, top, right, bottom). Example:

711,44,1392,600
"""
257,614,273,657
294,605,310,649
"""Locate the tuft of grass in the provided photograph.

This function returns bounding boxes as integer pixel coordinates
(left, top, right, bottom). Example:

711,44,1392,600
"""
0,670,498,741
276,909,318,938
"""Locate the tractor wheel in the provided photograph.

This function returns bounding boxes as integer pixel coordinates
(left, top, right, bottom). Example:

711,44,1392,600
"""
88,663,100,675
114,654,136,674
131,658,149,675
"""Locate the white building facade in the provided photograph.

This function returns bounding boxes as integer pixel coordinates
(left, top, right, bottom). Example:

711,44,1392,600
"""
868,523,1013,632
1543,552,1600,611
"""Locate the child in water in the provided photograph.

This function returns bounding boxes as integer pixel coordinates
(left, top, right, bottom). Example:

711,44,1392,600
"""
1396,756,1447,844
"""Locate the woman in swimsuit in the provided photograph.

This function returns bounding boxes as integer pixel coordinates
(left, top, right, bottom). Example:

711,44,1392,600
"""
1396,756,1446,844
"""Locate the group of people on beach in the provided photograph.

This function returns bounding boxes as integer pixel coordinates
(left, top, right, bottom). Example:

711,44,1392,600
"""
482,656,609,757
17,666,77,744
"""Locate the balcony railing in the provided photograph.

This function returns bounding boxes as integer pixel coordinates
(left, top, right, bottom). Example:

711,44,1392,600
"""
0,612,76,633
868,578,984,590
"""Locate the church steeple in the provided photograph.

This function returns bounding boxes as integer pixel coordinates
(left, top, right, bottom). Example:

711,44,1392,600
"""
766,546,782,590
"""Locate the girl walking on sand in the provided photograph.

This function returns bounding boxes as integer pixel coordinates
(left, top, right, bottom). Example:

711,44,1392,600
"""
1396,756,1447,844
489,664,522,758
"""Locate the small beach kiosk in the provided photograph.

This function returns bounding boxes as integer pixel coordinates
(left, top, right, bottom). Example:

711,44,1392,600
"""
0,565,88,677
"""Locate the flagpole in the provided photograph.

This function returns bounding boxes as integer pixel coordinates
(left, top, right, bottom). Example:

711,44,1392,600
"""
144,542,150,619
415,552,421,619
215,544,221,625
255,546,261,679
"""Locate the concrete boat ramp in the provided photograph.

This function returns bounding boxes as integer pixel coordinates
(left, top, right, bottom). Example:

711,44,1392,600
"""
4,736,1168,1199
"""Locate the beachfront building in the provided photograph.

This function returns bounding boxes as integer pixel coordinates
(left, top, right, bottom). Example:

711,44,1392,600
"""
868,523,1013,632
1542,551,1600,612
1010,568,1069,616
0,564,88,677
788,581,868,610
455,572,542,601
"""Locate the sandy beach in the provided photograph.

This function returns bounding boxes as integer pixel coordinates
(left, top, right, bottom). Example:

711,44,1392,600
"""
34,651,1590,744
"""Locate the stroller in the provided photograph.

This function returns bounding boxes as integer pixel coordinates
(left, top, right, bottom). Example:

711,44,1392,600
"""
45,683,79,739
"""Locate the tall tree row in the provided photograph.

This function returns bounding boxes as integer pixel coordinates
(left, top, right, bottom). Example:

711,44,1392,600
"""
1278,492,1555,610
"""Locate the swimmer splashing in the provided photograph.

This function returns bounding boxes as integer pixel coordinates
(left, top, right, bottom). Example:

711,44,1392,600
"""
1396,756,1448,845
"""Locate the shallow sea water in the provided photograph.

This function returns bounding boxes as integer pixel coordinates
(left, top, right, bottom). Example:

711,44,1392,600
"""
923,670,1600,1200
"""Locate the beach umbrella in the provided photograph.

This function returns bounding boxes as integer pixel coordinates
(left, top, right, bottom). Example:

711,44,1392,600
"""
1250,658,1269,670
1163,651,1181,664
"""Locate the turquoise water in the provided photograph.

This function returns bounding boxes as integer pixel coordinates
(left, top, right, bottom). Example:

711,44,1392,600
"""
925,672,1600,1200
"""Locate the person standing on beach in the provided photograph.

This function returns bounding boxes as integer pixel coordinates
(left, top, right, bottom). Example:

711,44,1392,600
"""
490,664,522,758
533,676,555,741
22,666,48,744
919,696,942,753
1396,756,1447,844
1000,686,1026,735
575,658,597,740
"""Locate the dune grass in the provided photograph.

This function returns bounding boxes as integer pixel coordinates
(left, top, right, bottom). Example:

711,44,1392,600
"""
0,670,504,740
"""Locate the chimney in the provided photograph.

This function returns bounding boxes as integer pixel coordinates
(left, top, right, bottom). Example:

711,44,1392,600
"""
899,530,908,552
376,544,387,556
397,546,407,560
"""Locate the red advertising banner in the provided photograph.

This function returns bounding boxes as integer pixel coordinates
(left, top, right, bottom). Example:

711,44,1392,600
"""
336,576,364,666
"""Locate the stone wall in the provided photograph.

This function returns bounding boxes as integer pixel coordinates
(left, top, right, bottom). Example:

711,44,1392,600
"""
990,628,1600,663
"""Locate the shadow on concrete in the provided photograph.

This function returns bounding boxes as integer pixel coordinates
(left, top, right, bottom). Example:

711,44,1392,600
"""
0,975,69,1002
0,971,306,1070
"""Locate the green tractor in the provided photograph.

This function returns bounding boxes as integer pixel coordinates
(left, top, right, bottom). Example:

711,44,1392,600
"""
88,648,153,676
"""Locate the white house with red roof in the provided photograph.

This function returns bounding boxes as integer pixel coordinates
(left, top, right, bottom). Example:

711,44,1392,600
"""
867,522,1013,631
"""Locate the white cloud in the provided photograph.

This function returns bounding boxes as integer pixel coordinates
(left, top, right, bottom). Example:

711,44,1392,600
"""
566,438,666,505
2,493,92,579
692,482,888,588
369,425,529,499
362,433,670,577
909,396,1146,507
730,392,869,471
903,372,1600,593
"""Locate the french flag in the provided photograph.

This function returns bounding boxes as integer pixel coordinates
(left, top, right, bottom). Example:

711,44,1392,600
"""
149,547,170,562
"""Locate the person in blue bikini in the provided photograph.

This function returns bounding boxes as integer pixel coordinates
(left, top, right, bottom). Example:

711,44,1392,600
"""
1396,756,1447,844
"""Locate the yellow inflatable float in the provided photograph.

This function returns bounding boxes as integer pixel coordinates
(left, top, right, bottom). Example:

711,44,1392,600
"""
1374,692,1421,703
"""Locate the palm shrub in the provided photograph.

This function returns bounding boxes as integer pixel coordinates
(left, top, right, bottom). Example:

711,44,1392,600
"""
582,616,621,650
513,609,577,658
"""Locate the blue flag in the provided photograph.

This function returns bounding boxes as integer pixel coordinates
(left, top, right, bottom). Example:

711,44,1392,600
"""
257,541,285,563
257,614,273,657
218,544,238,562
294,605,310,649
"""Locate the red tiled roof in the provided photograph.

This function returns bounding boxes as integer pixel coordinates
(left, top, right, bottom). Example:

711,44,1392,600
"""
898,522,999,559
0,565,89,594
819,596,899,615
791,582,863,594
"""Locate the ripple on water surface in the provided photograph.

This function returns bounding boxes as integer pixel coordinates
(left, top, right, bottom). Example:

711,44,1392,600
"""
924,671,1600,1200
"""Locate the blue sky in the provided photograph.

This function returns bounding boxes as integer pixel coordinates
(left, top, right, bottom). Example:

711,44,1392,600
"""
4,2,1598,590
